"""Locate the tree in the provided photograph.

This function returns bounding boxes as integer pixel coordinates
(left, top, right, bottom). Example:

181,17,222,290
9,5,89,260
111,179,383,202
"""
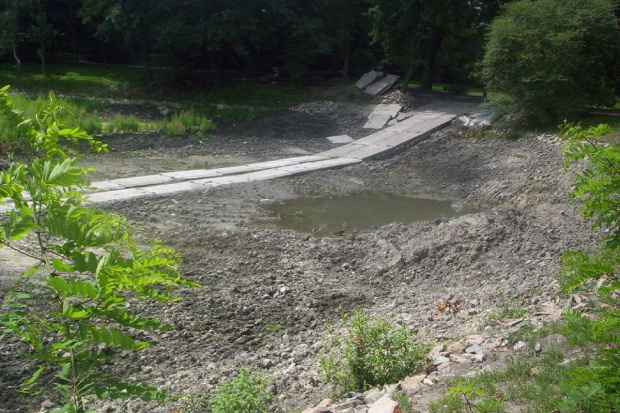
0,0,27,71
322,0,373,81
483,0,620,123
0,86,198,411
80,0,171,79
370,0,498,91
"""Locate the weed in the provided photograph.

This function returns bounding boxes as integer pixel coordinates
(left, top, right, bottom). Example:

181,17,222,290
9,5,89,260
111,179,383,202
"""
392,391,414,413
321,311,427,393
209,369,275,413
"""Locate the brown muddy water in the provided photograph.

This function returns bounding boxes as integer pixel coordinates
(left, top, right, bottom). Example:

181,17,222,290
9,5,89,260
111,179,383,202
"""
258,190,477,236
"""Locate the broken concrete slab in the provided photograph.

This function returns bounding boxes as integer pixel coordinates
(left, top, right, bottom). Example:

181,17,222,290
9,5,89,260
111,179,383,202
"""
364,74,399,96
363,104,402,129
85,188,151,204
355,70,384,89
327,135,354,144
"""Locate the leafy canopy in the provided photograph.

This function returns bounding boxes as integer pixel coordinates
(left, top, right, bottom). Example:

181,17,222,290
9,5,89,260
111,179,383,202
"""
483,0,620,123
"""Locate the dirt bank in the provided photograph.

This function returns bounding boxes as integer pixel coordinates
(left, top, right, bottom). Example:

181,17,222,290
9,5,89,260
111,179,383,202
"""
0,96,597,413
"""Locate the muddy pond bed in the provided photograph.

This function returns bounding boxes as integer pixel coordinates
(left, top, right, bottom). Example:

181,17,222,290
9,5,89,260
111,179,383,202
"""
257,191,478,236
0,101,600,413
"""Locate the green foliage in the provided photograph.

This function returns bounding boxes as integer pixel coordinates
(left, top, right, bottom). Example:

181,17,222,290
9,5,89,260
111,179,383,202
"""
483,0,620,123
558,382,620,413
562,123,620,247
209,369,275,413
558,122,620,409
391,390,414,413
164,109,215,137
0,93,103,150
0,86,199,412
445,381,506,413
0,64,146,98
321,311,427,393
103,115,147,133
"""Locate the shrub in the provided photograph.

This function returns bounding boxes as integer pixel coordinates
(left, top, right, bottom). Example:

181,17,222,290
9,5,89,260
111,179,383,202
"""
0,86,199,412
558,123,620,409
483,0,620,123
103,114,143,133
209,369,275,413
162,109,215,137
321,311,427,393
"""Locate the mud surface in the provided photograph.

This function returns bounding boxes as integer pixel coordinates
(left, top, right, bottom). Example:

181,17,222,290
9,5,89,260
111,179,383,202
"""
0,95,598,413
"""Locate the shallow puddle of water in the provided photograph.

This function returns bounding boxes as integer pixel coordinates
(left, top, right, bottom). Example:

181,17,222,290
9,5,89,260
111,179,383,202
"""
258,191,476,236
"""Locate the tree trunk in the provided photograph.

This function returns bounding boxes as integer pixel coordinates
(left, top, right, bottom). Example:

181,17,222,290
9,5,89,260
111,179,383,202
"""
40,42,46,76
143,42,153,81
341,51,351,82
209,50,223,86
401,36,421,93
12,41,21,73
101,41,108,66
421,28,444,91
69,0,78,64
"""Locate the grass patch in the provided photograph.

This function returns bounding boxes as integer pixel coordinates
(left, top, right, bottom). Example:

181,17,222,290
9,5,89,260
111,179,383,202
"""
431,349,575,413
0,63,146,98
1,92,218,152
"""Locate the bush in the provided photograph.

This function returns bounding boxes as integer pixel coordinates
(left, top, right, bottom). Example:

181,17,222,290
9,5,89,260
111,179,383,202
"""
209,369,275,413
162,109,215,137
321,311,427,393
483,0,620,123
558,122,620,409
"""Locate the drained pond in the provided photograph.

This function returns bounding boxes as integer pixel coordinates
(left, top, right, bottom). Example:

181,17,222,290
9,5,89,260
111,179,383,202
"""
258,190,476,236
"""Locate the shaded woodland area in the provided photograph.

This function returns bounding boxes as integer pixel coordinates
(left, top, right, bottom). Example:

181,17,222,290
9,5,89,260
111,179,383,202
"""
0,0,504,88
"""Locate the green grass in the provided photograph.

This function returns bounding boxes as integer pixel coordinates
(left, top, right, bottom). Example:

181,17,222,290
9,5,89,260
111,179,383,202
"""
0,92,218,152
0,63,147,98
430,349,576,413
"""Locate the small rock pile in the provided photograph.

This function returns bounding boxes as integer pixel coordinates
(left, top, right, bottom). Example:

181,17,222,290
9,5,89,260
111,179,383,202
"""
380,90,417,110
536,134,563,146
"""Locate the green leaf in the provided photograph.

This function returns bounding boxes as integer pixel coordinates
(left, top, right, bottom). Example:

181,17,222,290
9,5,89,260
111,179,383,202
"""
47,277,72,294
52,258,74,273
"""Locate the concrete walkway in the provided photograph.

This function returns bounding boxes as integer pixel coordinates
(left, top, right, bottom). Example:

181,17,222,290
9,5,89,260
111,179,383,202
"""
0,100,479,211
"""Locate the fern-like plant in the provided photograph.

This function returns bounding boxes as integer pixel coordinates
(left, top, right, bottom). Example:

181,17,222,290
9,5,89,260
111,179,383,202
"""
0,86,199,412
559,122,620,408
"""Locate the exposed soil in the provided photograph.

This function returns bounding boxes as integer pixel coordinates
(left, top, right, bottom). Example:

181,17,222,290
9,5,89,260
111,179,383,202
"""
0,91,599,413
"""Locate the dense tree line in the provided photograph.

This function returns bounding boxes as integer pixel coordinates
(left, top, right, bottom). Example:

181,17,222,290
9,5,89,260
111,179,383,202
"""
0,0,506,88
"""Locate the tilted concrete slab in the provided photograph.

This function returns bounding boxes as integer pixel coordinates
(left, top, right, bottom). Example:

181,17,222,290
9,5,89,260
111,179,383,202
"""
355,70,384,89
364,74,399,96
327,135,354,144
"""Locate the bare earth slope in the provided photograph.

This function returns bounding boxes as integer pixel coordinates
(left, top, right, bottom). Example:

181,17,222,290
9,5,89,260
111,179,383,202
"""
0,98,596,413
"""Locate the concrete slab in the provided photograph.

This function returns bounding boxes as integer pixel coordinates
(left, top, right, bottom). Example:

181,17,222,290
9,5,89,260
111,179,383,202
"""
87,180,126,192
106,174,175,188
363,104,402,129
355,70,383,89
85,188,151,204
365,74,399,96
141,181,208,195
327,135,354,144
161,169,223,180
